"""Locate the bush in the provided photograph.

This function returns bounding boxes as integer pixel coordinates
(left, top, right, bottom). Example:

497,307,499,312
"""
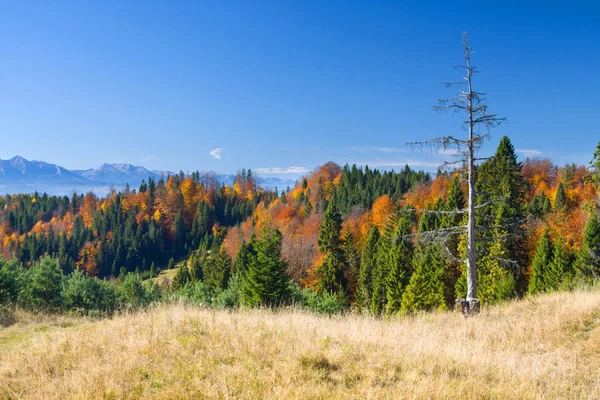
303,288,348,315
18,256,64,310
214,275,243,309
119,273,154,308
0,258,23,305
62,270,120,315
172,281,214,306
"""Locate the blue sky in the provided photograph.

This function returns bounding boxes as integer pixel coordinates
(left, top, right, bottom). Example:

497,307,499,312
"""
0,1,598,178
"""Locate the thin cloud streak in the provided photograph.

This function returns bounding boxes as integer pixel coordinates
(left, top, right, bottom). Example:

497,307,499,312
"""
516,149,542,158
209,148,224,160
255,167,309,174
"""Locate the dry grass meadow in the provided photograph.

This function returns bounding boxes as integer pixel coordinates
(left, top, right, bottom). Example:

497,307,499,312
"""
1,291,600,399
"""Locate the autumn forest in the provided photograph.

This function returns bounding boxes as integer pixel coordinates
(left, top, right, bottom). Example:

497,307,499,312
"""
1,136,599,315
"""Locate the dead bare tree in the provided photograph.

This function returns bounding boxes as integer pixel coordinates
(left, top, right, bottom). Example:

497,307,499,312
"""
408,32,506,315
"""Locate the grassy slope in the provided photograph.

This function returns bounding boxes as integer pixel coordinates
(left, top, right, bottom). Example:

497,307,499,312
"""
1,291,600,399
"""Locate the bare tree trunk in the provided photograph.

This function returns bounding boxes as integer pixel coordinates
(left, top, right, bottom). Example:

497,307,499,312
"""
465,35,477,302
408,32,504,315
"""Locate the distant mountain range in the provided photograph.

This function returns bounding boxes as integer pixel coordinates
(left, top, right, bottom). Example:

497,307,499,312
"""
0,156,296,196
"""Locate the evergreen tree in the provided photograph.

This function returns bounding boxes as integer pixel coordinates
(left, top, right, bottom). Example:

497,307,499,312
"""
304,200,313,217
316,202,347,295
528,229,554,294
204,249,231,291
243,227,291,307
232,235,257,277
547,240,570,291
590,141,600,188
574,211,600,283
370,213,398,315
18,256,64,310
476,242,517,304
401,243,448,313
341,229,361,300
173,209,186,257
171,263,191,290
385,214,414,315
554,182,567,211
476,136,525,296
355,226,379,312
188,254,203,282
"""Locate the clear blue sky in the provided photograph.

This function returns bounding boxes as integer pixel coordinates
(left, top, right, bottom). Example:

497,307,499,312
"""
0,1,598,178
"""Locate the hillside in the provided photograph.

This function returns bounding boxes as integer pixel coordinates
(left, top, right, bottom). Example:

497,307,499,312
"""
1,290,600,399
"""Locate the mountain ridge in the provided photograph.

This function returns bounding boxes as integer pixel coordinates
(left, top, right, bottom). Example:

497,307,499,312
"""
0,156,296,196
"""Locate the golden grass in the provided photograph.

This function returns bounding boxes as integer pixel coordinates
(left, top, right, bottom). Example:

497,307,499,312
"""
1,291,600,399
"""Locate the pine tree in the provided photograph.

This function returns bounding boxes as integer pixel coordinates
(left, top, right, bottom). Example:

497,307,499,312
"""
171,263,190,290
528,229,554,294
316,202,347,295
477,241,517,304
476,136,525,296
370,213,398,315
355,226,379,312
590,141,600,189
188,254,203,282
203,243,231,291
341,229,361,300
385,214,414,315
574,211,600,283
173,209,186,257
232,237,256,277
243,227,290,307
554,182,567,211
401,243,448,313
546,240,570,291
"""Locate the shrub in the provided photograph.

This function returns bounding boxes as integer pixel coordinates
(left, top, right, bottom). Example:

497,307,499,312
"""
214,275,243,309
0,258,23,305
303,288,348,315
172,281,214,306
62,270,120,315
119,273,153,308
18,256,64,310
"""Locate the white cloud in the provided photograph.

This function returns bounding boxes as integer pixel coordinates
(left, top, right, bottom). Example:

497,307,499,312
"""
254,166,310,175
209,148,224,160
516,149,542,158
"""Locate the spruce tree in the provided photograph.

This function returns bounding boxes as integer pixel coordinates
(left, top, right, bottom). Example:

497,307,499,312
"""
476,136,525,296
316,202,347,295
243,227,291,307
385,214,414,315
342,229,361,300
574,211,600,283
232,237,256,277
370,212,398,315
401,243,448,313
554,182,567,211
355,226,379,312
173,209,186,257
203,246,231,291
442,176,466,294
528,229,554,294
590,141,600,188
188,254,203,282
547,240,570,291
171,263,190,290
